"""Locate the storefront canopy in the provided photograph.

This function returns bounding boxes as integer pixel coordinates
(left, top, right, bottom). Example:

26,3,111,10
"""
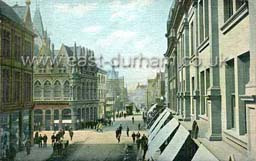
146,118,179,159
147,104,157,115
192,144,219,161
158,125,190,161
149,111,171,141
149,108,168,134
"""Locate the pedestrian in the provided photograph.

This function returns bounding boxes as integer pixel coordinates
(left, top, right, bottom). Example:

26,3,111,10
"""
132,116,134,124
69,129,74,141
39,134,43,148
43,134,48,147
115,128,121,143
141,134,148,160
51,133,56,146
25,140,31,155
136,131,141,142
126,126,130,137
119,124,123,135
132,132,136,143
136,136,141,150
138,123,141,131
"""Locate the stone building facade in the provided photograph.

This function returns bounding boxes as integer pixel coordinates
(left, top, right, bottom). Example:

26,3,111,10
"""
147,72,165,108
165,0,256,160
97,68,107,119
0,0,35,158
32,4,99,131
33,42,99,131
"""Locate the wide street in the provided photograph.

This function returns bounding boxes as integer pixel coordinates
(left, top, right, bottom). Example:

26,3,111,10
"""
63,115,146,161
15,115,146,161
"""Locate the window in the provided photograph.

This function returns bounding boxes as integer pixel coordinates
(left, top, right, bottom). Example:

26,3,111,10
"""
24,74,32,102
192,77,195,114
224,0,233,21
14,72,21,102
200,71,205,115
54,81,61,98
204,0,209,38
2,69,10,103
1,30,11,58
226,59,235,128
64,81,70,97
14,35,22,61
24,41,32,59
236,0,246,10
44,81,51,98
190,22,194,56
34,81,42,98
199,0,204,43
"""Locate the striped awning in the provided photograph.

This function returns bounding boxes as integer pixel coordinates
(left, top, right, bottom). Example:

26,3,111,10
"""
192,144,219,161
147,122,219,161
146,118,179,159
149,111,171,141
149,108,168,134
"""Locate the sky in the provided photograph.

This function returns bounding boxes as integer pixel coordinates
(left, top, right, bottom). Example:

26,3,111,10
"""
5,0,172,90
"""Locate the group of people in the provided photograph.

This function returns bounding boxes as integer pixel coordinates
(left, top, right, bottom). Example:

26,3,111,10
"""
116,112,127,119
34,132,48,148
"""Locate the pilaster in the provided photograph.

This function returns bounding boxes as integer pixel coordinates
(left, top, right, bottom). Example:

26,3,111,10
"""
207,0,222,141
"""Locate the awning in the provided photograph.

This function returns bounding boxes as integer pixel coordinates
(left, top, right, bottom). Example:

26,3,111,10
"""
158,125,190,161
192,144,219,161
149,108,168,134
149,111,171,141
147,104,157,115
146,118,179,159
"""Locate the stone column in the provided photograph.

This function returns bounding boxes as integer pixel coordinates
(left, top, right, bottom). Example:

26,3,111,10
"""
30,109,34,144
244,0,256,160
59,109,62,130
183,17,191,121
42,110,46,130
71,108,77,130
50,109,54,131
206,0,222,141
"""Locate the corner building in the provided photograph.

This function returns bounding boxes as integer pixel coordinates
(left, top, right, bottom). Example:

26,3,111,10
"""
0,0,35,158
165,0,256,160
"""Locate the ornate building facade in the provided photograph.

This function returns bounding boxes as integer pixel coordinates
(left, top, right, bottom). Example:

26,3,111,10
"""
33,42,99,131
164,0,256,160
0,0,35,158
32,4,99,131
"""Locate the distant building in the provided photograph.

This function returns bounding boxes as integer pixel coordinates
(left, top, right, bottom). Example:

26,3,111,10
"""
105,68,128,119
0,0,35,157
147,72,165,108
129,83,147,110
97,68,107,119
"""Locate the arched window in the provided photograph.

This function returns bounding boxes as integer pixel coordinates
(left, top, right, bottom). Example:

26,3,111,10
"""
54,80,61,98
44,81,51,98
34,81,41,98
64,81,70,97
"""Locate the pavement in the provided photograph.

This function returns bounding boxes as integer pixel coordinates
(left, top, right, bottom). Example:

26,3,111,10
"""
14,115,147,161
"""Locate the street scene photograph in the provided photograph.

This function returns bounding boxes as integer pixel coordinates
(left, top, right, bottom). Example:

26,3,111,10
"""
0,0,256,161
